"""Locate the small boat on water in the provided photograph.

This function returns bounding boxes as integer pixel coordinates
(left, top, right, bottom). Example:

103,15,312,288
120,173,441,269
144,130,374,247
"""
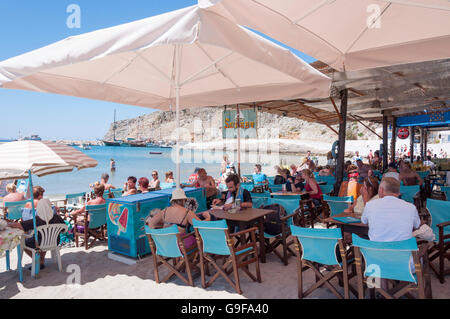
149,152,163,155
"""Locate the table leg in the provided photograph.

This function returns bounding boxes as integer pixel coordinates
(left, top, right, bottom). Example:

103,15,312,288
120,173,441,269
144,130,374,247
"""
6,250,10,271
258,218,266,263
17,244,23,282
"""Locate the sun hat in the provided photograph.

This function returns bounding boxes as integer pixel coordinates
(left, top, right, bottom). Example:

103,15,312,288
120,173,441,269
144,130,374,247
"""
171,189,188,202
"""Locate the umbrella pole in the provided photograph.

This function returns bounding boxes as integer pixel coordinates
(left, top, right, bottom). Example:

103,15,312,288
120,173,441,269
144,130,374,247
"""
28,170,40,276
175,44,181,188
237,104,241,178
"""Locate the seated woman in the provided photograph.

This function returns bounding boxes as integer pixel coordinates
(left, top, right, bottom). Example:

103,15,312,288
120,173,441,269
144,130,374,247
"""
399,161,423,186
123,176,138,196
165,171,174,183
7,198,65,270
150,171,161,190
69,184,106,221
147,189,211,249
319,165,333,176
273,166,286,185
138,177,150,194
300,169,322,207
344,177,379,217
2,183,25,205
183,168,218,209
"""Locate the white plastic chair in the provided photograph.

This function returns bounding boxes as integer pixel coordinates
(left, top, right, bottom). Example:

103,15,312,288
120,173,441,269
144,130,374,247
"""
23,223,68,277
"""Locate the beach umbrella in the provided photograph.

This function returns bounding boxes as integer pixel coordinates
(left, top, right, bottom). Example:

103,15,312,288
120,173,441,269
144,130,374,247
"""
199,0,450,71
0,5,331,186
0,140,97,275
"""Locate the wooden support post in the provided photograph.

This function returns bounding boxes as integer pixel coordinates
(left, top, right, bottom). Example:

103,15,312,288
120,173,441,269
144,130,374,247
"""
382,114,388,171
410,126,415,161
334,89,348,196
304,107,339,135
420,127,424,160
424,128,428,160
237,104,241,178
390,117,397,163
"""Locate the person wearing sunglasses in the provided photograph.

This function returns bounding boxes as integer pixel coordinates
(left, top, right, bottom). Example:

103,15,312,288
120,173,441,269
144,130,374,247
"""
149,170,161,191
344,177,379,217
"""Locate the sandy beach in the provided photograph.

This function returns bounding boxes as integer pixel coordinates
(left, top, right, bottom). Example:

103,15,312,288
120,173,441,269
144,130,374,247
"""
1,228,449,299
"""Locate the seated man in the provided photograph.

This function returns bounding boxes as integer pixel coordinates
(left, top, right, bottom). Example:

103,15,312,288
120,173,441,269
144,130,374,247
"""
183,168,218,209
100,173,115,191
123,176,138,196
361,177,421,242
212,174,252,211
7,198,65,270
423,156,436,170
252,164,268,185
69,184,106,220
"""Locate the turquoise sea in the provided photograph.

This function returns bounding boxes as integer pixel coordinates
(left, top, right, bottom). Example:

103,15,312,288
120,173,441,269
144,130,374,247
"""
34,145,308,196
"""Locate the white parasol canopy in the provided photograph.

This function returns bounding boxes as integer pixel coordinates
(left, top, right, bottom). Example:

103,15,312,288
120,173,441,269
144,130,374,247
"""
199,0,450,71
0,5,330,186
0,5,331,107
0,141,98,180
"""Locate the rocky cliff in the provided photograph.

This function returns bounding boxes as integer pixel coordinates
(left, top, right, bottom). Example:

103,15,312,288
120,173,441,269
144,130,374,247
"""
103,107,382,144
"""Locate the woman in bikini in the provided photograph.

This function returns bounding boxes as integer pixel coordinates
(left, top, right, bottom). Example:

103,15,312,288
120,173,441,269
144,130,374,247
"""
147,189,211,249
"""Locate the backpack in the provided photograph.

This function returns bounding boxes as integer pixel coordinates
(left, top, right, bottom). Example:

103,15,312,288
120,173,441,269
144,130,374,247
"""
262,204,287,235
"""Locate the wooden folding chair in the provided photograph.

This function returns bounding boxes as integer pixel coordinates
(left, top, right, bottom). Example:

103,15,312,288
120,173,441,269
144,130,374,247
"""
193,219,261,295
291,226,357,299
262,198,302,265
425,199,450,283
353,234,431,299
145,225,199,286
74,204,107,250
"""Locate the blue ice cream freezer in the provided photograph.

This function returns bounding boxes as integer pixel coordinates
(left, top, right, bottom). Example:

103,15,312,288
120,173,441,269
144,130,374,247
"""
106,192,170,258
153,187,207,213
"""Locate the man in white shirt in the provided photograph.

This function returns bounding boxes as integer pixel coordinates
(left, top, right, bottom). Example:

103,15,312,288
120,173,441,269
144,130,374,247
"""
352,151,362,165
423,156,436,169
382,162,400,181
361,177,421,242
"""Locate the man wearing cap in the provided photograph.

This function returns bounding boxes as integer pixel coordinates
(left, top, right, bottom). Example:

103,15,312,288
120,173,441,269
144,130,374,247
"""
212,174,252,211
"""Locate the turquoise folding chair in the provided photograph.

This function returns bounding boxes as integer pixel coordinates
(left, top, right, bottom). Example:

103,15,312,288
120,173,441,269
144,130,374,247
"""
372,170,383,180
252,197,267,209
160,182,176,190
65,192,86,205
316,175,336,185
74,204,107,250
319,184,334,195
250,191,271,198
425,199,450,283
290,226,355,299
193,219,261,294
352,234,429,299
269,185,283,193
240,182,254,191
322,195,353,218
3,199,31,221
243,174,254,183
103,188,124,199
145,225,198,286
417,171,430,180
441,186,450,201
261,197,302,265
267,176,275,185
400,185,420,204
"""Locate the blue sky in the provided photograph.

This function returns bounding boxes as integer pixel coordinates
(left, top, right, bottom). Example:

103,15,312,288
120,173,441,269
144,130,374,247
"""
0,0,315,141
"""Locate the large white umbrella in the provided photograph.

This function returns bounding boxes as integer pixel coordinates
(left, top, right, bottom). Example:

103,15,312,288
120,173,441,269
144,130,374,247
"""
199,0,450,71
0,141,97,275
0,5,330,186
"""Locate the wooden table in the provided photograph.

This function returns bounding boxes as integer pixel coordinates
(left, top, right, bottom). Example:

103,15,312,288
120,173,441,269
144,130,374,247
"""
209,208,275,263
270,191,310,198
323,212,369,238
